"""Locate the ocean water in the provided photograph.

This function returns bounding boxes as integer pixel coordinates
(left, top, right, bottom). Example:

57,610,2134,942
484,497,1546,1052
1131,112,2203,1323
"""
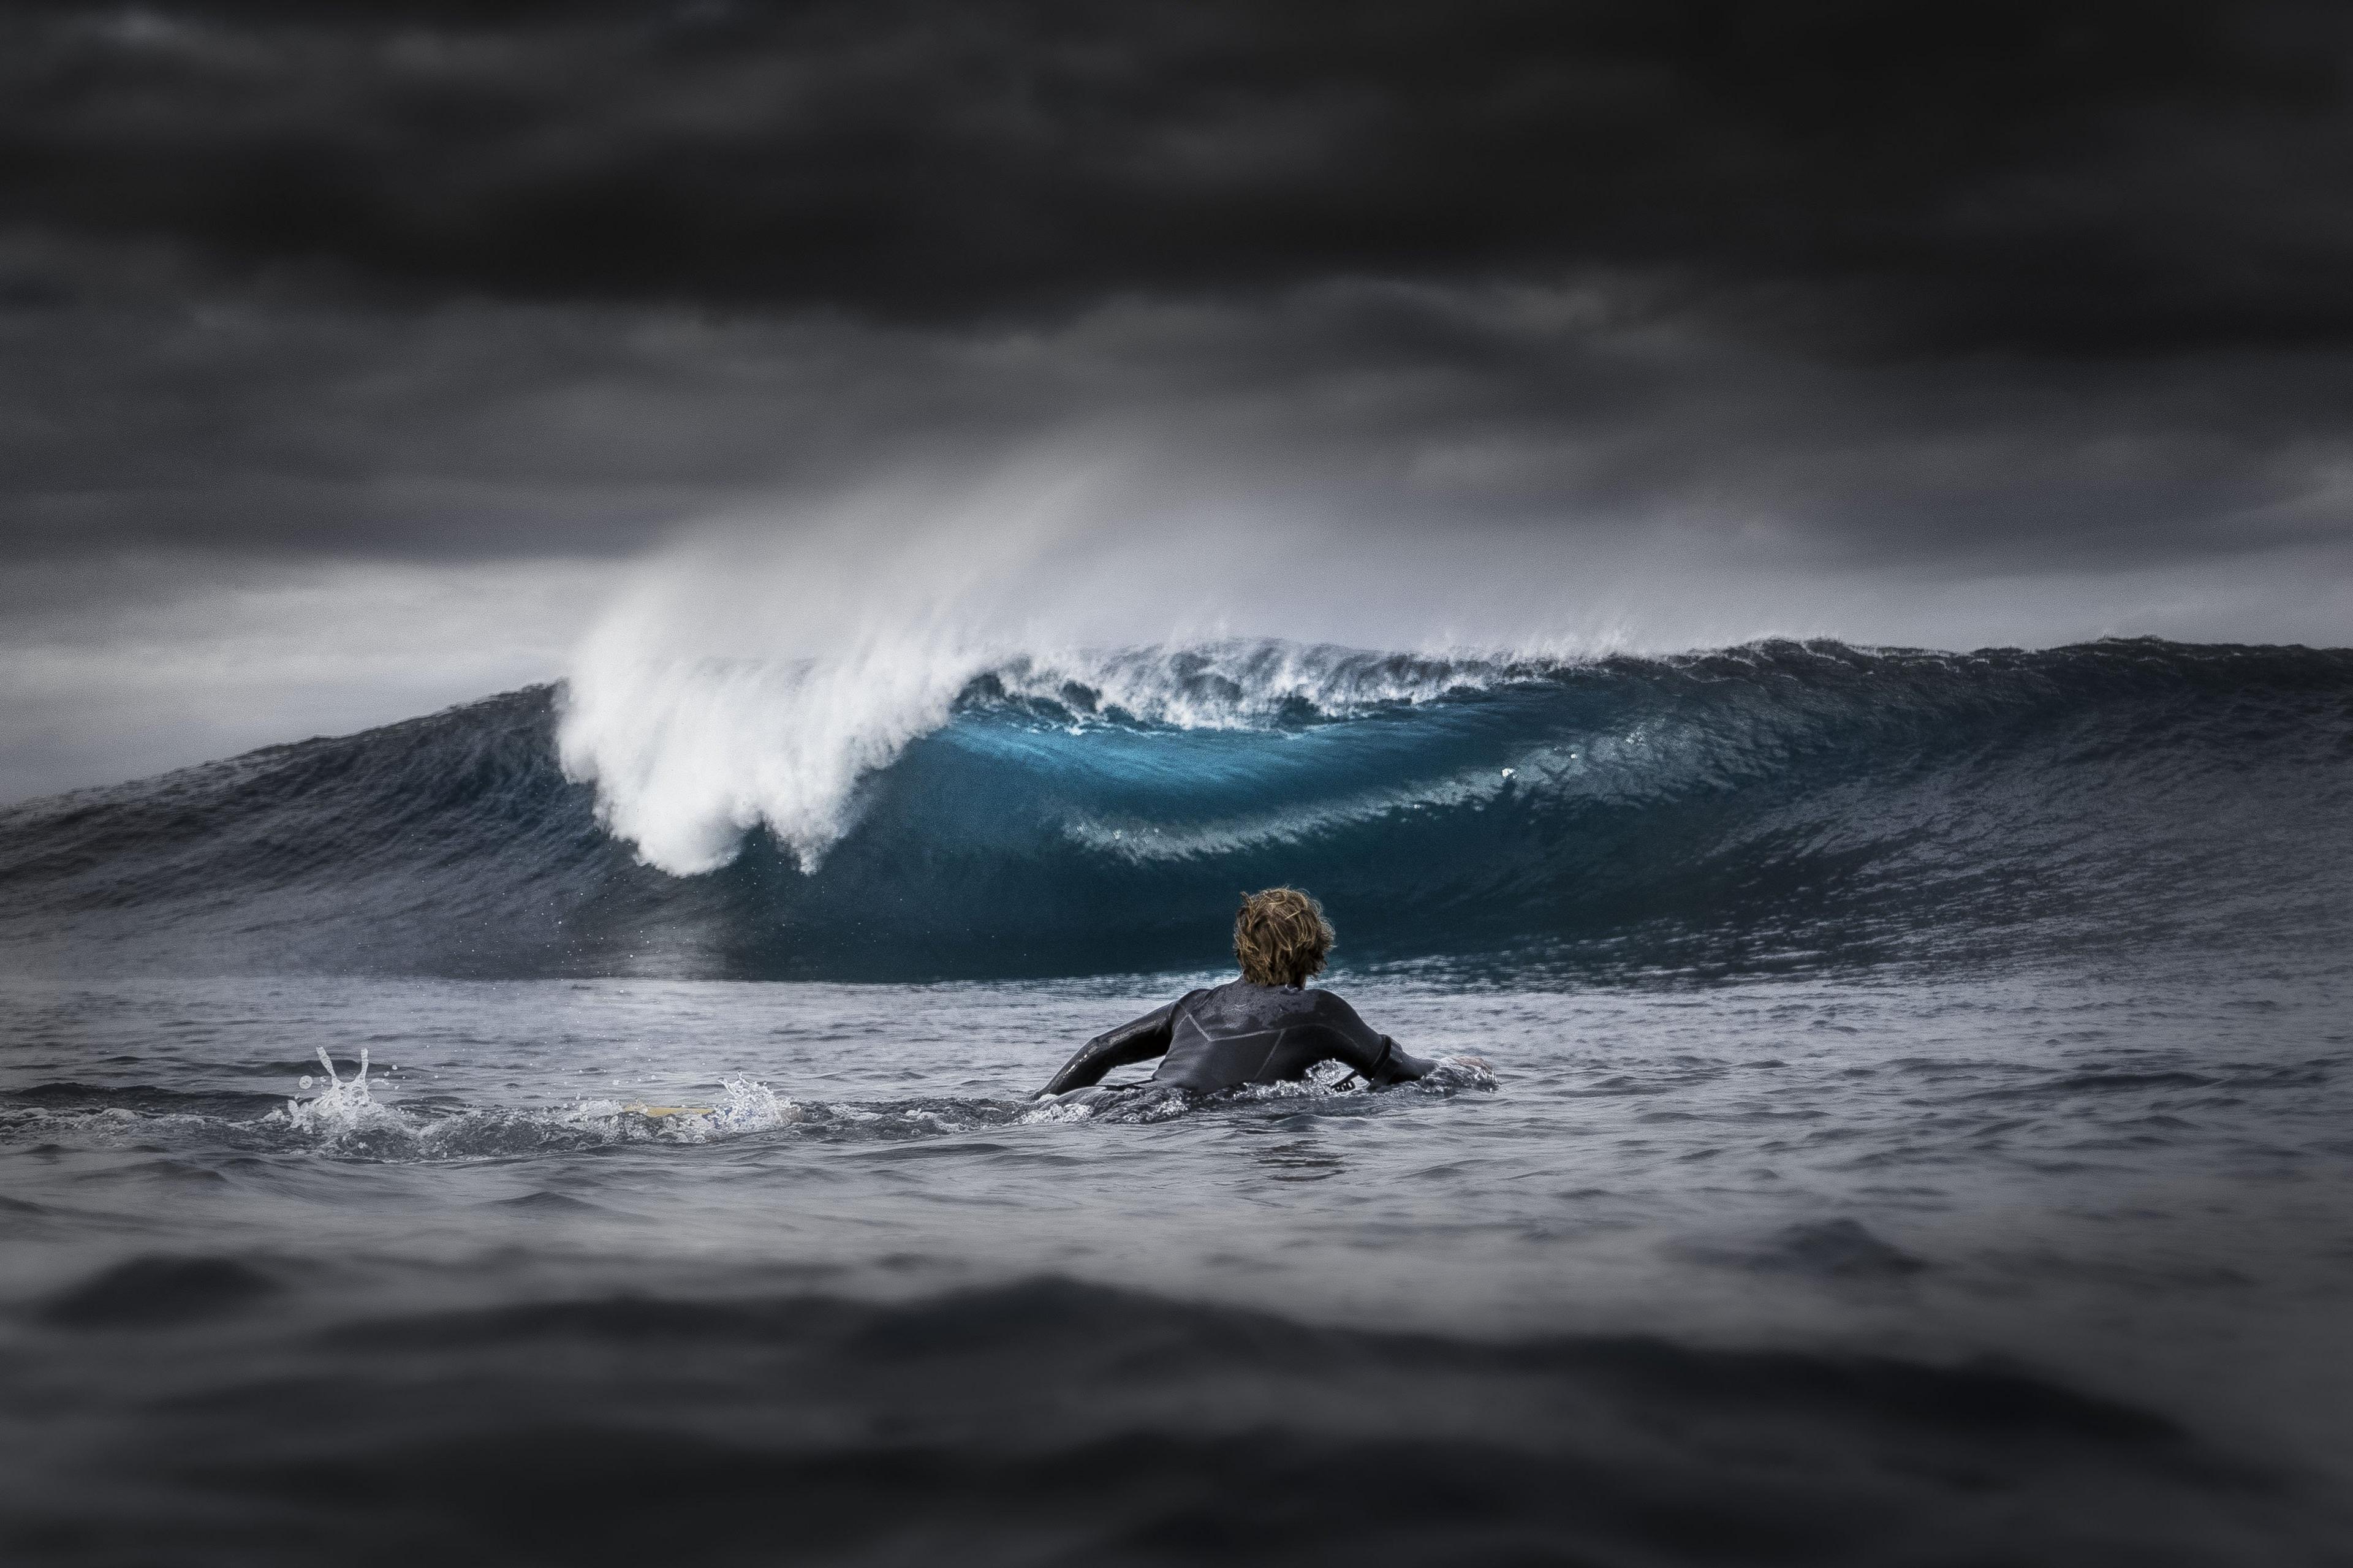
3,638,2351,1564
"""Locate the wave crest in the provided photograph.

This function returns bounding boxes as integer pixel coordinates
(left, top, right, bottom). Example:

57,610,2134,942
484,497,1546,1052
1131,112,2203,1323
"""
561,637,1559,875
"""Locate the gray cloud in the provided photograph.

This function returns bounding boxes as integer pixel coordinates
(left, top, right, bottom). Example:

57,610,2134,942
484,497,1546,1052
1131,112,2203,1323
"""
0,551,619,801
4,276,2345,569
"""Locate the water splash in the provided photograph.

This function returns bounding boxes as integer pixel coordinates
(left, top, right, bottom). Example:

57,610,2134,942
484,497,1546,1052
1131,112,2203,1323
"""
708,1075,790,1133
260,1051,803,1160
281,1047,387,1137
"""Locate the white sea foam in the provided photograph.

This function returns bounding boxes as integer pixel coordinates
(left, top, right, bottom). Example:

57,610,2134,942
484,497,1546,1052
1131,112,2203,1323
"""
561,633,993,875
553,458,1629,877
981,642,1557,729
556,465,1097,875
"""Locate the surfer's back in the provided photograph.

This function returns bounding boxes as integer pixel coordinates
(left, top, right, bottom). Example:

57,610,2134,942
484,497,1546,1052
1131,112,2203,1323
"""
1150,978,1406,1092
1037,889,1438,1097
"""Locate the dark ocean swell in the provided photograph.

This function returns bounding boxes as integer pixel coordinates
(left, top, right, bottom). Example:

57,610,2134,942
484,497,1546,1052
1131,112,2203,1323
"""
17,1273,2320,1568
1,638,2347,980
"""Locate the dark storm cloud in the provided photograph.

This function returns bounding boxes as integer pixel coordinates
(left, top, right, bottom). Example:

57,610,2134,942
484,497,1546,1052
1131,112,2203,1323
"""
5,273,2344,572
6,0,2353,358
0,0,2348,638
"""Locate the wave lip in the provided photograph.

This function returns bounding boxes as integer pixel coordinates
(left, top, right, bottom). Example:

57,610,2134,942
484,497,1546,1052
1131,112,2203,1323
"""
556,638,1571,876
1,637,2349,982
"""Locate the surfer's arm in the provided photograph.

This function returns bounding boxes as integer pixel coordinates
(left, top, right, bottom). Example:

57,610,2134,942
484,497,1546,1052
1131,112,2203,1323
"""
1313,991,1434,1085
1039,1002,1178,1096
1367,1036,1438,1085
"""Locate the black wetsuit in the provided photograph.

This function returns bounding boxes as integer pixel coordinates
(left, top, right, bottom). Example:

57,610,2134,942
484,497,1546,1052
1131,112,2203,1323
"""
1040,979,1436,1097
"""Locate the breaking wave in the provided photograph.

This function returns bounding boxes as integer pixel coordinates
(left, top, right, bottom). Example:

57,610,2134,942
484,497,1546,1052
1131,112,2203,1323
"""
1,637,2347,980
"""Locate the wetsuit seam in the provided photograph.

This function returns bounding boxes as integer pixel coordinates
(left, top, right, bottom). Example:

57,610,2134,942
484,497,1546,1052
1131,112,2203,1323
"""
1254,1027,1287,1083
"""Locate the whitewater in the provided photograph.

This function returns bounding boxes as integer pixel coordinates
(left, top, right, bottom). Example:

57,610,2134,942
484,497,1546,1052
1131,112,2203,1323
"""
3,634,2351,1564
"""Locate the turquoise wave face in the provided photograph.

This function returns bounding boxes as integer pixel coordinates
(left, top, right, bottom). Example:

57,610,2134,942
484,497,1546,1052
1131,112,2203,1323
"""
2,639,2349,981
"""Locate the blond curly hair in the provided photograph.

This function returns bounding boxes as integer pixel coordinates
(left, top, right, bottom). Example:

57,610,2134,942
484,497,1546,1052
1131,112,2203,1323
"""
1233,887,1335,987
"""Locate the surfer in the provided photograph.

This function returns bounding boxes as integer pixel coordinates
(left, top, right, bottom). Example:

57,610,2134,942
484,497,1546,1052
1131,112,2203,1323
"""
1037,886,1447,1099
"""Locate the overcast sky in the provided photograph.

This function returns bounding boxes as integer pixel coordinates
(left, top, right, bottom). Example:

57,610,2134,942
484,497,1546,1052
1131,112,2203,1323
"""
6,0,2353,799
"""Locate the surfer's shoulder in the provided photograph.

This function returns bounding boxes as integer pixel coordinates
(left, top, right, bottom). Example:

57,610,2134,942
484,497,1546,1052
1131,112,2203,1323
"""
1305,985,1360,1017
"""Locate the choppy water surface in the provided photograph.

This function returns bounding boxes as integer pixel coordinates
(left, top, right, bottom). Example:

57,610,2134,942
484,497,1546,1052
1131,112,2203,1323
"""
4,958,2349,1565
